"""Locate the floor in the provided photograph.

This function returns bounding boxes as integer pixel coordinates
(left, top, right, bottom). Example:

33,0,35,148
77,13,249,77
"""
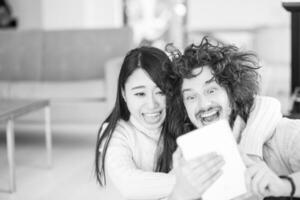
0,127,109,200
0,126,259,200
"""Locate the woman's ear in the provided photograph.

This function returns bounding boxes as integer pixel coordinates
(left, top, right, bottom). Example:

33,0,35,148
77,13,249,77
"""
121,89,126,103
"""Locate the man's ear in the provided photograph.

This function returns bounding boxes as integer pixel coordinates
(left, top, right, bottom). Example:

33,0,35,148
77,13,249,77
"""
121,89,126,103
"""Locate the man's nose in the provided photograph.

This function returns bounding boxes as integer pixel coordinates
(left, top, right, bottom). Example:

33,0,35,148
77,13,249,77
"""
198,95,212,110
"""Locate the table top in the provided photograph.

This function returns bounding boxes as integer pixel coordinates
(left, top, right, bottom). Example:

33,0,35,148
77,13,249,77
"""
0,99,50,121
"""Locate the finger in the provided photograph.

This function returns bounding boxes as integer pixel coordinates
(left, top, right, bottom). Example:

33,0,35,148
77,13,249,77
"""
193,155,224,176
247,155,263,163
245,169,252,192
230,192,252,200
241,154,256,167
190,152,219,163
188,152,222,170
246,164,263,192
194,158,225,181
172,148,181,160
196,170,223,195
257,173,270,197
251,167,267,197
172,148,183,168
247,164,260,179
245,165,259,193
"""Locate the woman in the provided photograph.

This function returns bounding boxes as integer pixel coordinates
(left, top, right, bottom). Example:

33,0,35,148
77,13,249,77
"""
95,46,282,200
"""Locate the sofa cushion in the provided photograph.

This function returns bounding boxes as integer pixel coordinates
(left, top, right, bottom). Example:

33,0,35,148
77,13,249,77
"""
0,80,106,100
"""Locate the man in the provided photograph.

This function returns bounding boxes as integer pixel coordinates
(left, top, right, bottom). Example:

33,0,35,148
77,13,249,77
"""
165,38,300,199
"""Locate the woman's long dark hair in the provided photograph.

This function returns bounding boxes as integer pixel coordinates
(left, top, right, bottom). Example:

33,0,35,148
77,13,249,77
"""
95,46,174,186
156,37,261,172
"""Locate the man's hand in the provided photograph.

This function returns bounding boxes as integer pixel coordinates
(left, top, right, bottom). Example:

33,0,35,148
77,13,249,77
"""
230,192,254,200
245,161,292,198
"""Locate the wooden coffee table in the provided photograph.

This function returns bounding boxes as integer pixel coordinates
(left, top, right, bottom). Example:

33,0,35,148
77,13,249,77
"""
0,99,52,193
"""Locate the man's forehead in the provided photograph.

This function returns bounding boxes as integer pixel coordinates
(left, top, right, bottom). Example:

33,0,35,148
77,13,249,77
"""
182,66,214,86
191,67,204,75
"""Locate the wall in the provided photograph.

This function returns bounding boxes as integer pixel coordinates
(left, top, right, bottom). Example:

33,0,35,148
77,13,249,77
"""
0,28,133,81
9,0,43,29
186,0,292,113
8,0,123,30
187,0,289,31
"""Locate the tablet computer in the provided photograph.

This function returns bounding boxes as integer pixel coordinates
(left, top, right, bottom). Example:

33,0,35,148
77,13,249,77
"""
176,120,247,200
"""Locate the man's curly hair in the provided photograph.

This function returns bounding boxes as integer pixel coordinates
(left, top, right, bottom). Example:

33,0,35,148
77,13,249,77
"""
156,37,261,172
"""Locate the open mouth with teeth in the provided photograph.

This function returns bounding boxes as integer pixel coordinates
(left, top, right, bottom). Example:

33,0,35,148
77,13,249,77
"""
196,108,221,126
142,111,163,124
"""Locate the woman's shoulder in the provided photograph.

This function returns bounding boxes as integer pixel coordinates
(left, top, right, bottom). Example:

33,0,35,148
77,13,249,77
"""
108,119,136,141
115,119,134,132
101,119,133,134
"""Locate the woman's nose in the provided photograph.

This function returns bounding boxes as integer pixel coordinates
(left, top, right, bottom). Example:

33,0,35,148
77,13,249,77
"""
147,94,158,109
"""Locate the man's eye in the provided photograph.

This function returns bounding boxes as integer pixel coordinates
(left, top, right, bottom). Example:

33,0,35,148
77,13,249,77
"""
135,92,145,97
207,88,216,94
156,91,164,96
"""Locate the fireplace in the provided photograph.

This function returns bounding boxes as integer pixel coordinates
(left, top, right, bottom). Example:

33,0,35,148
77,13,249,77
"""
283,1,300,116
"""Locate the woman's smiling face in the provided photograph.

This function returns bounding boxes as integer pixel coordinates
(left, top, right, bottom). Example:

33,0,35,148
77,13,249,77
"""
122,68,166,131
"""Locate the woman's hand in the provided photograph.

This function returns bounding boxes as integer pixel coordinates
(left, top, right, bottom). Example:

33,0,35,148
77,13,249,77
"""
169,148,225,200
245,160,292,198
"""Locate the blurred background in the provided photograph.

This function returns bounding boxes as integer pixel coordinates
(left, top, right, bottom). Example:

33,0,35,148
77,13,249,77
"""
0,0,296,199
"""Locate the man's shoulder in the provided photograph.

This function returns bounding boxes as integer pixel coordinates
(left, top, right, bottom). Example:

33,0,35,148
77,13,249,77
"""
275,118,300,172
277,117,300,131
272,117,300,145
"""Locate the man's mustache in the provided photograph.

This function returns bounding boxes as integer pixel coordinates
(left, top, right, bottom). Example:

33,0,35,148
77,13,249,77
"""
195,106,221,118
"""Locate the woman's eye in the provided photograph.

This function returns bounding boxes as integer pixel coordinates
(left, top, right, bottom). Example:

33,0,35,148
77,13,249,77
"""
135,92,145,97
185,95,195,101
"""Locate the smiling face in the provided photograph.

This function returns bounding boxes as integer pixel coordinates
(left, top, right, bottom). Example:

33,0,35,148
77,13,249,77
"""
122,68,166,131
181,66,232,128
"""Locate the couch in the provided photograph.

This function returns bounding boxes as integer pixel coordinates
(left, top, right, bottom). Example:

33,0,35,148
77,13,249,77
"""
0,28,133,133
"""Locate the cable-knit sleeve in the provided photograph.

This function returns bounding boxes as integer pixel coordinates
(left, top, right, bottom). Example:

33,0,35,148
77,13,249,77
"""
239,96,282,157
105,123,175,200
284,119,300,172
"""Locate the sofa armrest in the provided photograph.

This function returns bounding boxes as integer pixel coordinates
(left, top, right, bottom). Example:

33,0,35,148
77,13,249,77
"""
0,82,11,98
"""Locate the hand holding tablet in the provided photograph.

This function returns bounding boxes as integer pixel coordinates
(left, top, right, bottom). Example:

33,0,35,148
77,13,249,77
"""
176,120,247,200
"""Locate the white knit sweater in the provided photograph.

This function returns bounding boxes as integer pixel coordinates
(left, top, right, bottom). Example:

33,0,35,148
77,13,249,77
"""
238,96,282,157
105,116,175,200
102,96,282,200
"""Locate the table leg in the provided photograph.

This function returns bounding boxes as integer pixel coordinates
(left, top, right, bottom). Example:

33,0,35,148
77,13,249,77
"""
45,106,52,168
6,119,16,192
